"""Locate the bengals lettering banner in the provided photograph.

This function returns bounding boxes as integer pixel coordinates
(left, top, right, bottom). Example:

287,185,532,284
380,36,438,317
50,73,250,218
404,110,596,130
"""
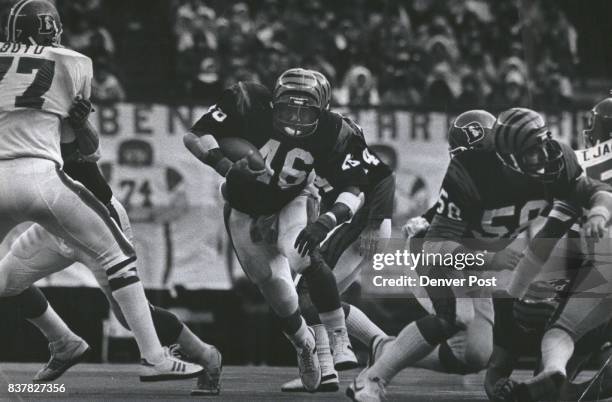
17,105,586,290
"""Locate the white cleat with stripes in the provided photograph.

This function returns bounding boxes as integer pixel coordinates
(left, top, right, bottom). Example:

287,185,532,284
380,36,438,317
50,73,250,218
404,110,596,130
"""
139,347,204,382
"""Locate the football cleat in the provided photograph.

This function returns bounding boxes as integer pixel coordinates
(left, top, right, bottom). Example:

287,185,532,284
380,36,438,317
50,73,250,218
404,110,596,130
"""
139,347,204,382
296,327,321,392
329,328,358,370
346,368,387,402
190,345,223,396
33,336,90,382
369,335,395,367
281,372,339,393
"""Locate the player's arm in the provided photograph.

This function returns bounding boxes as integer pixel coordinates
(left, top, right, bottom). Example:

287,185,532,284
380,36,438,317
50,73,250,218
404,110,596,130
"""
294,118,374,257
62,97,100,162
184,103,235,178
507,200,579,297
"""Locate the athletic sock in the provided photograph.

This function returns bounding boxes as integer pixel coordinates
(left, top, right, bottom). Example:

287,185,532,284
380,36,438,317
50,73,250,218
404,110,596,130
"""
28,305,75,343
368,322,435,383
345,304,386,346
539,327,574,378
319,308,346,332
112,282,164,363
313,324,335,376
176,324,213,361
285,316,311,349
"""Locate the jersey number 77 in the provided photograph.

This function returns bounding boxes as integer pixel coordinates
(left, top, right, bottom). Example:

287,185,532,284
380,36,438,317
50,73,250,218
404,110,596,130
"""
0,56,55,109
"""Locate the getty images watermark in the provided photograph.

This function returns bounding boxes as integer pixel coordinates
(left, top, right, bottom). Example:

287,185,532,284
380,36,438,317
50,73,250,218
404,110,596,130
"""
369,249,499,290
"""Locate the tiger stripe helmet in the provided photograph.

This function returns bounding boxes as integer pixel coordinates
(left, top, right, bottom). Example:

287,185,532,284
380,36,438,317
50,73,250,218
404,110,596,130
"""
4,0,62,46
272,68,324,137
584,96,612,147
448,110,496,158
309,70,332,110
494,107,564,182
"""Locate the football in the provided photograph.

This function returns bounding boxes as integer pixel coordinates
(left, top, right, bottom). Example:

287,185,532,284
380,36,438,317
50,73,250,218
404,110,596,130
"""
218,137,265,170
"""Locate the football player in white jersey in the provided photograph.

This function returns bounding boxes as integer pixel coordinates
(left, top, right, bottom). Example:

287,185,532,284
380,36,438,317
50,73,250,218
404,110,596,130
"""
0,0,203,381
1,97,222,394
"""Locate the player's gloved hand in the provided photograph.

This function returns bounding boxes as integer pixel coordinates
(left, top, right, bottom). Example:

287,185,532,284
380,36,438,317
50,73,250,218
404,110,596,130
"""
583,213,608,241
229,152,267,178
484,248,523,272
359,223,381,258
490,378,521,402
67,96,93,129
294,214,336,257
402,216,430,239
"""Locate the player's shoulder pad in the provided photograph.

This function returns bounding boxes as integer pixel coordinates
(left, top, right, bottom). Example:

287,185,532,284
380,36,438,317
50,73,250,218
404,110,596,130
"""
558,141,582,181
329,112,364,154
45,46,91,65
444,150,486,202
220,81,271,117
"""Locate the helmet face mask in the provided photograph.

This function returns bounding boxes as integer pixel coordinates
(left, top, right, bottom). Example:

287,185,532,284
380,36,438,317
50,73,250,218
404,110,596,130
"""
273,68,324,138
517,136,564,182
273,94,321,137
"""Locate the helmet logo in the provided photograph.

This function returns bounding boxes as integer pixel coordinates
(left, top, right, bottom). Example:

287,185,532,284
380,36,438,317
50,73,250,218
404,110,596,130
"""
461,122,484,144
38,14,56,34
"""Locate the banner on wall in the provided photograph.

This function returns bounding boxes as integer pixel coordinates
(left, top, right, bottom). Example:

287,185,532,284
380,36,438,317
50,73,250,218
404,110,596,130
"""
23,105,587,290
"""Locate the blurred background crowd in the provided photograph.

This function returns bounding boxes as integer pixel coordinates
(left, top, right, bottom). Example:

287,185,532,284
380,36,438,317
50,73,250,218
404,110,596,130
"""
2,0,602,109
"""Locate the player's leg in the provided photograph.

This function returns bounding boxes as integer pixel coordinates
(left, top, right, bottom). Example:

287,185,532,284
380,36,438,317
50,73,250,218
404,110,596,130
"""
32,165,202,380
415,297,493,374
278,191,356,369
88,197,222,394
348,288,475,402
226,205,320,391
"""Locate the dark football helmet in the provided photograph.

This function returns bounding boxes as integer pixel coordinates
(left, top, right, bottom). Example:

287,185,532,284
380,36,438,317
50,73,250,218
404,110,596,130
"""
584,97,612,147
309,70,331,110
4,0,62,46
448,110,496,157
272,68,324,137
494,107,564,183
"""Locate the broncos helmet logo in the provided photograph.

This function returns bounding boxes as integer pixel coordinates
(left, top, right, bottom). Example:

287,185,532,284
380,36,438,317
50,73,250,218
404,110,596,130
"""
38,14,57,35
461,122,485,145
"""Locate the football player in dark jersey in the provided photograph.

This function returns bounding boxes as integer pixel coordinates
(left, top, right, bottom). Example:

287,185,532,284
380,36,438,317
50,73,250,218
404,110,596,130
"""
281,70,393,393
507,97,612,401
183,68,385,390
348,108,612,401
0,98,221,393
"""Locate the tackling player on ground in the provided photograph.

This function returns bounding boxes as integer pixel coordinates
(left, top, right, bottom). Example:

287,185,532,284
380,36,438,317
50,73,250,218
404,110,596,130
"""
348,108,612,401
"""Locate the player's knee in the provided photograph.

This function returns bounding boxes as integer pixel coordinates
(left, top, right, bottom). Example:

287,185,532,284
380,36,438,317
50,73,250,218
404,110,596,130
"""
0,257,29,297
463,345,490,372
439,342,483,375
455,299,476,329
416,315,462,346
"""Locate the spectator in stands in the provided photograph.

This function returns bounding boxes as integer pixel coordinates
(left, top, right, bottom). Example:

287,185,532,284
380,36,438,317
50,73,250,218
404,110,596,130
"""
488,70,531,110
455,72,487,110
424,64,461,111
337,65,380,107
91,59,126,104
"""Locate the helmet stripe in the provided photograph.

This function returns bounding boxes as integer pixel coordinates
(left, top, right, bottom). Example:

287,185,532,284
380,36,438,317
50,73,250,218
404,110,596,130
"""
8,0,33,42
512,114,542,150
499,110,524,151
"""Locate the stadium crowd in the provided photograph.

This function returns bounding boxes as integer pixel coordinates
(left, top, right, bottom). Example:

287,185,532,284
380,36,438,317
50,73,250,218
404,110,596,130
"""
28,0,579,109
